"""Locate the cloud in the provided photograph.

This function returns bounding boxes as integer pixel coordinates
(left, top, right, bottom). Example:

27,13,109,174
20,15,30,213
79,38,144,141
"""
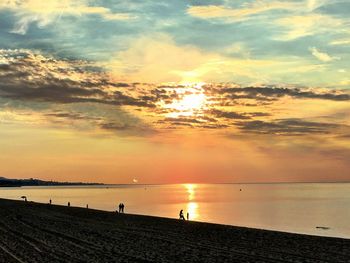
0,49,155,135
216,85,350,102
149,83,350,133
236,118,345,136
187,2,299,22
187,1,346,43
187,0,347,44
107,34,328,84
223,43,251,58
0,0,135,34
1,49,350,138
206,109,250,119
309,47,339,62
187,1,343,43
164,117,204,124
45,112,87,120
157,116,231,129
337,79,350,87
108,34,216,83
275,14,343,41
307,0,328,11
0,49,154,107
330,38,350,46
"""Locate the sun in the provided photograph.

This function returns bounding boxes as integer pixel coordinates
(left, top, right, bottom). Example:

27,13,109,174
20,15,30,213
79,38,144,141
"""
160,83,208,118
169,93,206,112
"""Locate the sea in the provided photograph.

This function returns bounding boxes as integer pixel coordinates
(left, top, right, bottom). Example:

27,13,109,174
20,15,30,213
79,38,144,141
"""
1,183,349,239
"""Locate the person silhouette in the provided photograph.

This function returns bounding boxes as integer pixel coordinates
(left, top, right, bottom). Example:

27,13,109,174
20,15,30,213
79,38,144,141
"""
121,203,125,213
49,199,52,205
118,203,122,213
179,209,185,220
68,202,70,207
187,212,189,220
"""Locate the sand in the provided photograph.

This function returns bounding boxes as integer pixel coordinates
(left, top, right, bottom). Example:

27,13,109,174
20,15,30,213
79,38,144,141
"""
0,198,349,263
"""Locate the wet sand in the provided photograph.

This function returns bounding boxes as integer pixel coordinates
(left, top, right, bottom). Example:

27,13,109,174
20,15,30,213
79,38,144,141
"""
0,198,349,263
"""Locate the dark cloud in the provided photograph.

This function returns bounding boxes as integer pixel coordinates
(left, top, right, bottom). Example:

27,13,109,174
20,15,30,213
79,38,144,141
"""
206,109,250,119
164,117,204,124
112,82,131,87
247,112,271,117
217,86,350,102
112,91,155,107
45,112,87,120
203,109,270,122
200,124,229,129
44,108,155,136
100,122,133,131
1,49,349,137
0,50,155,108
339,134,350,138
0,49,156,135
169,122,193,127
235,118,344,135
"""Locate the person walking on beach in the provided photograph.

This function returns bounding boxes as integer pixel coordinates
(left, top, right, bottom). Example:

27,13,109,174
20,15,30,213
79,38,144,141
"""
179,209,185,220
121,203,125,213
49,199,52,205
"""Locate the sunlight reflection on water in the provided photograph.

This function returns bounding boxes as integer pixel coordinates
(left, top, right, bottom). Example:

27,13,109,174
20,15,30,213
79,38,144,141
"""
184,184,198,220
1,183,350,238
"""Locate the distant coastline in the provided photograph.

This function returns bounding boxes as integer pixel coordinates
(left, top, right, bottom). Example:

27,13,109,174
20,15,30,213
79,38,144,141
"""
1,177,350,188
0,177,103,187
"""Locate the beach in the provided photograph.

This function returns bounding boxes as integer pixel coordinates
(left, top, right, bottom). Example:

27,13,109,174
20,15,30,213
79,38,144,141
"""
0,198,349,262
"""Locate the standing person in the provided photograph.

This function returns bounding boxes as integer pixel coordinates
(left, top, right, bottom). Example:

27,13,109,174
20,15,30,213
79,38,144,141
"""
121,203,125,213
68,202,70,207
118,203,122,213
187,212,189,221
179,209,185,220
49,199,52,205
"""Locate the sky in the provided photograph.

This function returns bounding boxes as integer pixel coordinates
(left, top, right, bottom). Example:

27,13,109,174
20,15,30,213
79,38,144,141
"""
0,0,349,184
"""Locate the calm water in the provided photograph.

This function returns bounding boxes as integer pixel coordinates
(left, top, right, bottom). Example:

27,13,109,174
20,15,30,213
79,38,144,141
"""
1,183,350,238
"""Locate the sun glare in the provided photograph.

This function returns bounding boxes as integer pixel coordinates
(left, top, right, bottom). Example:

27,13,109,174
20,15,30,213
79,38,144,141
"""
185,183,196,201
187,202,198,220
160,83,208,118
184,184,199,220
170,93,206,112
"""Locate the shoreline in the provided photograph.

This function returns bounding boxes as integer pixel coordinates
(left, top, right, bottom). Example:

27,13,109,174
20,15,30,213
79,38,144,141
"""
1,196,345,239
0,196,350,240
1,198,350,262
3,197,345,239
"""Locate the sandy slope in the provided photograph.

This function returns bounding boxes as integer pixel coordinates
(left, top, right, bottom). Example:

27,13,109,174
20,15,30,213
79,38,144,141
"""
0,198,349,263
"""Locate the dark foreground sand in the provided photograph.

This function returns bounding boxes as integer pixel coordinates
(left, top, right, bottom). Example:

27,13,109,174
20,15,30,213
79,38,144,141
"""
0,199,349,263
